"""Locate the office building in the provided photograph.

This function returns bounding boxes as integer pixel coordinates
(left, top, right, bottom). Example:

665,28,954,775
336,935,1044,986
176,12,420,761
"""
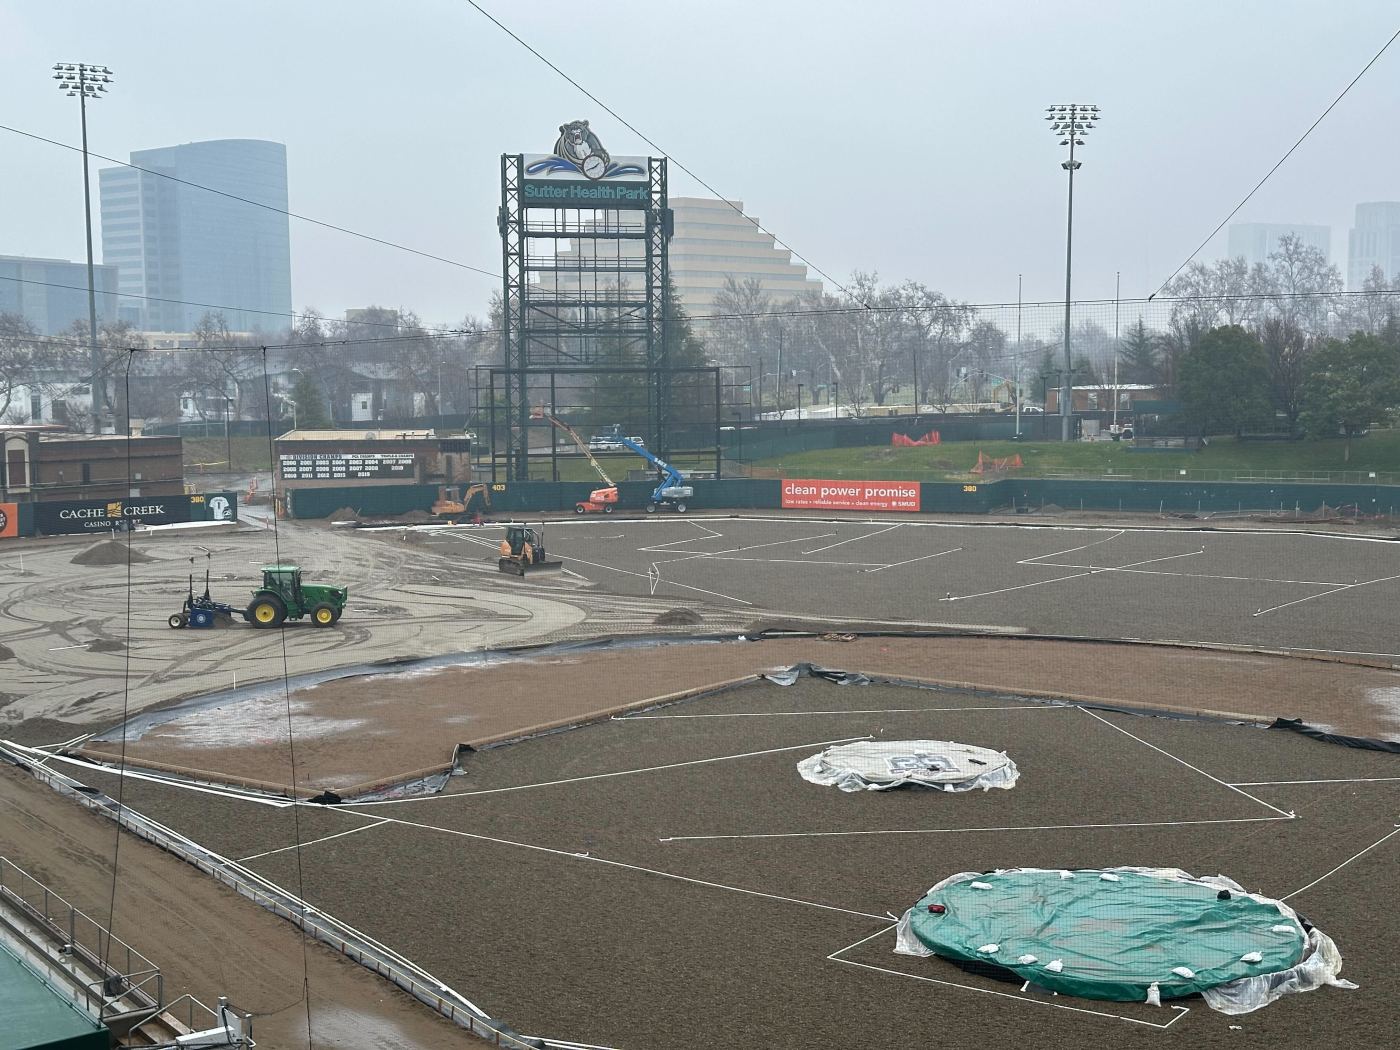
1347,202,1400,290
99,139,292,332
553,197,821,315
1226,223,1330,268
0,254,119,335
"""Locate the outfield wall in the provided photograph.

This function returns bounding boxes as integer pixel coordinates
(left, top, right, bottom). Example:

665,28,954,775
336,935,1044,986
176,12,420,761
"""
282,477,1399,519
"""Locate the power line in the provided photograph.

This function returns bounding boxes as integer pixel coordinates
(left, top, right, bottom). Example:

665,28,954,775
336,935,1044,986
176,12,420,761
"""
459,0,864,305
0,123,501,279
1149,24,1400,299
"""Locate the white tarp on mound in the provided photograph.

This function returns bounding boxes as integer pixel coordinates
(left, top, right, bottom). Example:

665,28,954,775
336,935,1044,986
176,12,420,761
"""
797,739,1019,793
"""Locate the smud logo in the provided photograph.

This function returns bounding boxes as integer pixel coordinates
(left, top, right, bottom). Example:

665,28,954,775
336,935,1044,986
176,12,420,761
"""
106,500,124,518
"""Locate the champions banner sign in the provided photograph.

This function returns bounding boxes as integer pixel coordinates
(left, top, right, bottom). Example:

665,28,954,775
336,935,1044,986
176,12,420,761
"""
781,479,921,513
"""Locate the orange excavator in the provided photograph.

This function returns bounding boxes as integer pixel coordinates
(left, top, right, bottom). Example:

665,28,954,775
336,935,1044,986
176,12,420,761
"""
532,409,620,514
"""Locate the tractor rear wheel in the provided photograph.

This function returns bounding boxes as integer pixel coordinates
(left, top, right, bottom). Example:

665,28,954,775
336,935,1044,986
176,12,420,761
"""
310,603,337,627
248,594,287,628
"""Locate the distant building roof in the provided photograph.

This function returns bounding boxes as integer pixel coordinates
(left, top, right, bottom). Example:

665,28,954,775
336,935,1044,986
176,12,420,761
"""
276,429,437,441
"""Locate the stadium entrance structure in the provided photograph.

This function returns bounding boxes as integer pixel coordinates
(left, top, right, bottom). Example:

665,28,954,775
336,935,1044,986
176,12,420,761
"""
496,123,724,482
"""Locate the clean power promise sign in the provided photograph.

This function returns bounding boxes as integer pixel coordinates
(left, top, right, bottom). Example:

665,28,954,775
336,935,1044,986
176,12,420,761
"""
781,479,921,513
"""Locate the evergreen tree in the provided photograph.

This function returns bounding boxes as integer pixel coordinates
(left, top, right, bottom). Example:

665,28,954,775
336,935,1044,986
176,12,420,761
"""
1118,319,1160,384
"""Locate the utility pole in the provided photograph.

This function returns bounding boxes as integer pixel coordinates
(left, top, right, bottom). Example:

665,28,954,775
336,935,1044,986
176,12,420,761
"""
1015,273,1023,439
776,327,785,421
1113,270,1121,433
1046,103,1099,442
54,63,114,434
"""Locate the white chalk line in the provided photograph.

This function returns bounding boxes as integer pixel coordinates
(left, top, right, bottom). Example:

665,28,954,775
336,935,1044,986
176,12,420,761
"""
803,524,902,555
1018,529,1126,564
741,610,1029,633
0,743,294,808
825,924,1189,1030
1230,777,1400,787
560,554,753,606
651,532,836,567
659,815,1294,844
1282,824,1400,901
943,548,1203,603
1079,709,1296,819
335,809,887,921
687,555,888,568
239,819,390,862
1030,561,1345,587
341,735,874,808
617,704,1061,720
1253,572,1400,618
637,520,723,551
861,547,963,573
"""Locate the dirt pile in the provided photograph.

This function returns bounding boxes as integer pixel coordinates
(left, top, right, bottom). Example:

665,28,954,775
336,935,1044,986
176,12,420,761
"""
0,643,13,661
654,608,703,626
326,507,360,521
71,541,155,566
88,639,127,653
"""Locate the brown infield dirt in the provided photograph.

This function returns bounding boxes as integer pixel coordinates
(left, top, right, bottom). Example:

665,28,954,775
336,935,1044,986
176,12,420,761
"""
77,636,1400,794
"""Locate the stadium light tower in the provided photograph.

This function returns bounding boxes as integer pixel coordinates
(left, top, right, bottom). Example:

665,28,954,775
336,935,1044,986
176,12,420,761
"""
1046,103,1099,442
53,62,114,434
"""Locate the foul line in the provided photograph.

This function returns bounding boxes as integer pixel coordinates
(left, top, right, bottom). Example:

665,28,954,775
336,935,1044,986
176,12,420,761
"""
239,820,389,862
335,809,886,921
560,554,753,605
342,735,873,807
803,524,902,555
826,924,1189,1030
1253,572,1400,618
1080,709,1295,818
617,704,1061,720
637,520,723,551
1230,776,1400,787
659,815,1293,844
861,547,963,574
1282,824,1400,901
944,549,1203,602
651,533,836,567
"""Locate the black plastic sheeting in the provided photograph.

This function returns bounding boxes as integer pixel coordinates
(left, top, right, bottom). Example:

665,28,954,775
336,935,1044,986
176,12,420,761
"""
1270,717,1400,754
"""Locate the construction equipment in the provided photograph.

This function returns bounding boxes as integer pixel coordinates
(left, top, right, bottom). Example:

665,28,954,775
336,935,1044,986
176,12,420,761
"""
497,524,563,576
167,564,244,629
532,410,620,514
246,565,348,627
433,483,491,522
617,436,693,513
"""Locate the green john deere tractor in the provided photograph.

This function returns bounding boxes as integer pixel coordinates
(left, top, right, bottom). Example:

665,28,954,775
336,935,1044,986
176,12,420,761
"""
245,564,348,628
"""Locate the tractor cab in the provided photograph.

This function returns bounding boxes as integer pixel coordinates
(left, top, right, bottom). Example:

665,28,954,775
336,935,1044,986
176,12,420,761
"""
247,564,348,628
497,525,564,576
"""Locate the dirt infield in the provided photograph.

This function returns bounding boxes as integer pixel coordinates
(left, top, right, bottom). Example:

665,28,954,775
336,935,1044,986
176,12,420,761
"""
44,676,1400,1050
73,635,1400,793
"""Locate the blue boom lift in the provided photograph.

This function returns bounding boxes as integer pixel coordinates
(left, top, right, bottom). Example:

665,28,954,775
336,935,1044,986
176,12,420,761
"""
616,436,694,513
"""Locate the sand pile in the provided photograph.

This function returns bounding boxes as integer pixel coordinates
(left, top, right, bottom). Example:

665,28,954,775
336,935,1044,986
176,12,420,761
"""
327,507,360,520
72,541,155,566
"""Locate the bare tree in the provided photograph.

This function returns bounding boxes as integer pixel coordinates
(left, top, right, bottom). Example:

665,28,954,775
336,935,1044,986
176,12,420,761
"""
1257,316,1312,433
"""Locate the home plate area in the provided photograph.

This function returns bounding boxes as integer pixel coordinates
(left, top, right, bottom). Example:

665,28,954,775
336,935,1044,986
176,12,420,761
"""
76,670,1398,1050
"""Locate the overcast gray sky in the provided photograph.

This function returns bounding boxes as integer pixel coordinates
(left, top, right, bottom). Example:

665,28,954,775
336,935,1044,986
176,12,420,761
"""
2,1,1397,326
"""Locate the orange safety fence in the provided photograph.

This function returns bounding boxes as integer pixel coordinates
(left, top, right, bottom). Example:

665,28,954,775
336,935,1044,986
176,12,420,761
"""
892,430,941,447
970,450,1023,475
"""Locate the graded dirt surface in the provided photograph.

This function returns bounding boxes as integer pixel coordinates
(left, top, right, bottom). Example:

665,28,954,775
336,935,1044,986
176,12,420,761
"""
0,764,479,1050
43,677,1400,1050
74,635,1400,793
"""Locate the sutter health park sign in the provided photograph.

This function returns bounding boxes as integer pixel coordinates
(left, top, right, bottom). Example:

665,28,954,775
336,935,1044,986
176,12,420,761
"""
521,180,649,208
781,479,921,513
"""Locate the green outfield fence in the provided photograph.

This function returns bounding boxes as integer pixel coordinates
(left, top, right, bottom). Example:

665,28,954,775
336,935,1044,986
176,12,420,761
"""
281,478,1400,519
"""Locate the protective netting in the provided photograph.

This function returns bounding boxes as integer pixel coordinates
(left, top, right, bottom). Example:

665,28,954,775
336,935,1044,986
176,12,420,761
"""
797,739,1019,793
895,867,1357,1013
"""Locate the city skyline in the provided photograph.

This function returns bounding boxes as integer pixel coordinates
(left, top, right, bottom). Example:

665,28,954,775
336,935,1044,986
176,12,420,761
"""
2,2,1398,327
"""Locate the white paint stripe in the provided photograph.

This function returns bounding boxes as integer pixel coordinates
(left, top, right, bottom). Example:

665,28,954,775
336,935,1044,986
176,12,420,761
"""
0,743,294,808
618,704,1060,720
803,524,902,555
560,554,753,606
1266,645,1400,660
652,533,836,566
946,549,1203,602
239,820,389,862
343,735,873,807
339,810,887,920
1282,824,1400,901
1080,708,1296,818
660,815,1293,843
742,610,1028,633
1017,529,1126,564
695,555,888,568
1231,777,1400,786
861,547,963,573
827,955,1189,1029
638,520,723,551
1031,562,1346,587
1253,573,1400,617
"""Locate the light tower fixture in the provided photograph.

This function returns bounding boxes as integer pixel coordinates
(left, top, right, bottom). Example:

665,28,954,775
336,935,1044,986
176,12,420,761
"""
1045,103,1099,442
53,63,114,434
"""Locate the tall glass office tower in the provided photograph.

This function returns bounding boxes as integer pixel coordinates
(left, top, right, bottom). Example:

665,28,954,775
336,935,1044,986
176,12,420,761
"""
99,139,292,332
